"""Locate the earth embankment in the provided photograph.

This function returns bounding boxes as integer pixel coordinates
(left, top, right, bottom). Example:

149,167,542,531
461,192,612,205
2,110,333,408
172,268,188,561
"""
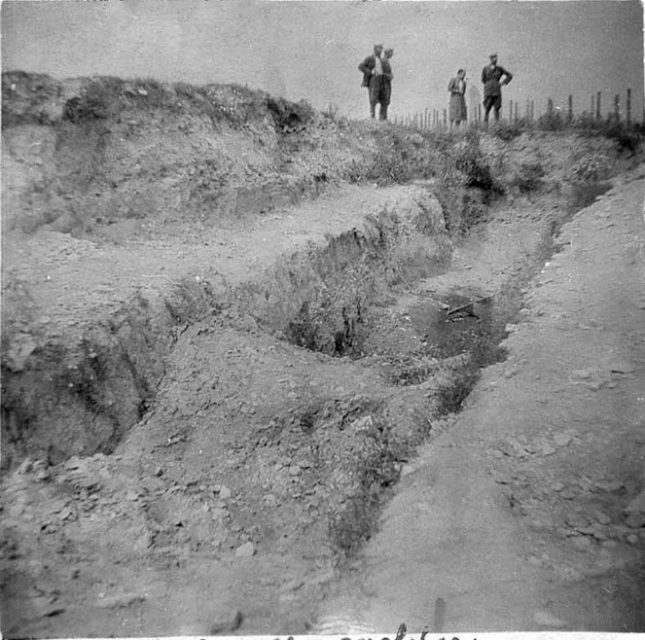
2,71,643,637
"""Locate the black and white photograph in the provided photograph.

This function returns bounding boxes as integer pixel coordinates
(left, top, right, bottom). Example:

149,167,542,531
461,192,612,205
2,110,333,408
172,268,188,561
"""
1,0,644,637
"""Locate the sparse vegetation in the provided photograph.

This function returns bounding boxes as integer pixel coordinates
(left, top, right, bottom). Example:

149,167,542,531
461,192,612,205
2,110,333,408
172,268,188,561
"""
436,368,480,415
566,153,612,184
490,119,528,141
450,130,502,193
234,201,449,358
511,161,546,193
433,184,489,237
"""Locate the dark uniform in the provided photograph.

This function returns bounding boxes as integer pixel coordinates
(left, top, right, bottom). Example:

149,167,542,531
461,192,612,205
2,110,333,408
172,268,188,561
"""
481,59,513,123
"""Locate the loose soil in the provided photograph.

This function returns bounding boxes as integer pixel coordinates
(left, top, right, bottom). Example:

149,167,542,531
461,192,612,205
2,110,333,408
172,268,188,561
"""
316,172,645,635
2,73,644,637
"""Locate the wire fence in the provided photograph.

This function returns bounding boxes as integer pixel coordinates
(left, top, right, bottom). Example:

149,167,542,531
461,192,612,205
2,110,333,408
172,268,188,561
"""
392,88,639,130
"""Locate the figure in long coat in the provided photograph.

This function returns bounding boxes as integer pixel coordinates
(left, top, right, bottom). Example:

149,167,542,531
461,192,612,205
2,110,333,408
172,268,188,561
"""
380,48,394,121
448,69,467,129
358,44,388,120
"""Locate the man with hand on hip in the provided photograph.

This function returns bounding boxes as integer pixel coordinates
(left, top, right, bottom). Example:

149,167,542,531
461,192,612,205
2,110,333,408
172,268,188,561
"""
481,53,513,125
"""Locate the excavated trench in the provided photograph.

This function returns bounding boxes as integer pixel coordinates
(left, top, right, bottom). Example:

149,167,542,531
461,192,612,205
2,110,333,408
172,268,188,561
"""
249,180,614,564
0,176,618,636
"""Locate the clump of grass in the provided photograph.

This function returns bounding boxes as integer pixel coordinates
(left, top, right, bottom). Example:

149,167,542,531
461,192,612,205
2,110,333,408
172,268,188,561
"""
567,181,612,213
537,110,567,131
511,161,546,193
346,125,451,187
436,369,480,415
566,153,612,184
2,71,63,127
234,202,451,357
266,96,316,132
449,130,502,193
63,77,126,123
433,184,489,237
321,102,350,129
327,417,401,560
61,76,300,130
573,115,644,153
491,119,528,141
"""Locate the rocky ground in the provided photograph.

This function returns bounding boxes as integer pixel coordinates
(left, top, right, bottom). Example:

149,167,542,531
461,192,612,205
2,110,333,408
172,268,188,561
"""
1,73,644,637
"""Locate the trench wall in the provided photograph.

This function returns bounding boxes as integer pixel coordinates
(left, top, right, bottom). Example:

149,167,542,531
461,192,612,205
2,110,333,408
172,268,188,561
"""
1,190,450,468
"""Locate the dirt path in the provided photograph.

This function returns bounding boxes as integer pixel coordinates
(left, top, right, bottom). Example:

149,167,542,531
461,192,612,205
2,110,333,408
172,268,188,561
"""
316,172,645,633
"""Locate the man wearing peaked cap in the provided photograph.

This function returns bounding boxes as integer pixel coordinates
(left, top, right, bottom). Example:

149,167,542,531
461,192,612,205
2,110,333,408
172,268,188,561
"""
481,52,513,125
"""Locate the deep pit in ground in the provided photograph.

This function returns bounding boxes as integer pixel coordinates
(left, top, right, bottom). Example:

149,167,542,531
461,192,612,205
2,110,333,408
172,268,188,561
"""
1,134,632,635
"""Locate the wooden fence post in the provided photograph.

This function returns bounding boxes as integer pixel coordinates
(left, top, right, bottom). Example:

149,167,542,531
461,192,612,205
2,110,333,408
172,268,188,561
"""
509,99,513,123
530,100,535,122
568,95,573,122
627,88,632,125
442,109,447,128
614,94,620,122
591,95,595,118
547,98,554,115
596,91,601,120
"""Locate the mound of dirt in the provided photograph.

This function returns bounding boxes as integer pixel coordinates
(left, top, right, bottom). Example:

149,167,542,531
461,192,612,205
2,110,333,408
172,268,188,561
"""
1,72,379,237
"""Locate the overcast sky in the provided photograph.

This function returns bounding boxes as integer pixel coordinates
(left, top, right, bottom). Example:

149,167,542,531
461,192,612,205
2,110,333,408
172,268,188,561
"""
2,0,643,121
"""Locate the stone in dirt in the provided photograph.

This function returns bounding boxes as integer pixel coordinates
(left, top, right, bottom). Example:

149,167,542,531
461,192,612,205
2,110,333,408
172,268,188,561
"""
262,494,277,507
36,468,50,482
235,541,256,558
350,415,374,431
625,490,645,514
216,485,232,499
593,510,611,525
540,443,557,456
570,369,593,380
97,592,146,609
624,512,645,529
4,332,38,372
280,578,305,593
590,526,608,541
17,458,34,474
565,513,590,529
554,433,572,447
533,610,568,628
609,360,636,374
210,610,243,634
63,456,81,471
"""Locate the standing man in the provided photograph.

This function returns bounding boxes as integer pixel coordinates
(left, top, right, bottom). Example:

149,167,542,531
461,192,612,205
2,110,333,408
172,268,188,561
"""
359,44,387,120
381,48,394,121
448,68,467,129
481,53,513,125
